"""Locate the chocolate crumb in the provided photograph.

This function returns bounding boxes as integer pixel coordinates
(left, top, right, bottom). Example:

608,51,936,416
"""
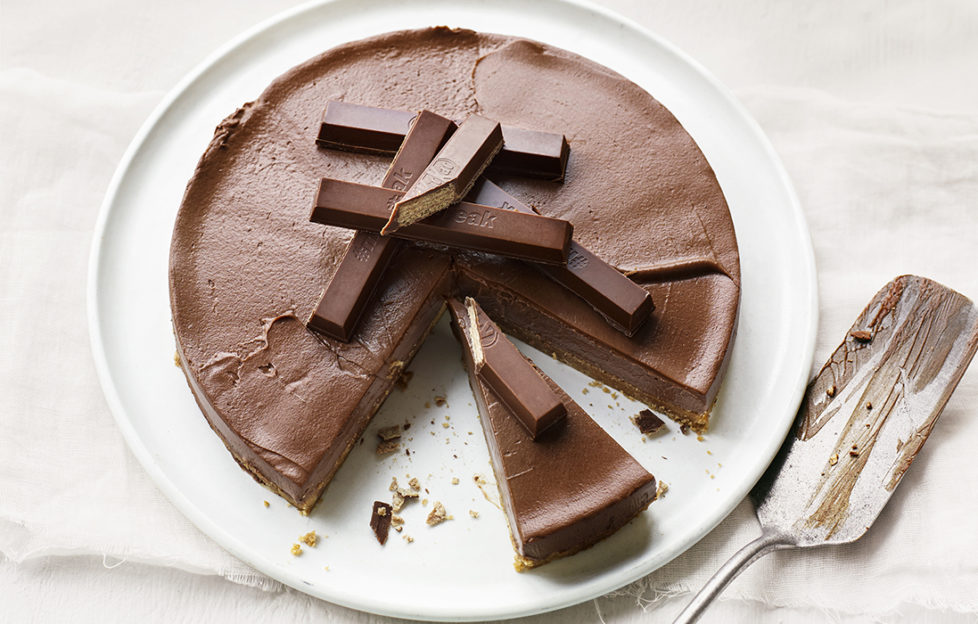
426,502,449,526
377,425,402,441
866,401,873,410
826,385,837,397
395,370,414,391
290,543,302,556
679,424,690,435
850,330,872,342
631,409,665,436
434,395,447,407
376,440,400,456
370,501,393,545
403,422,411,431
299,531,318,547
849,449,860,457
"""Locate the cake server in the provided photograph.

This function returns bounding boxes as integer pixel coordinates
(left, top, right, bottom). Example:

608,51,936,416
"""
675,275,978,623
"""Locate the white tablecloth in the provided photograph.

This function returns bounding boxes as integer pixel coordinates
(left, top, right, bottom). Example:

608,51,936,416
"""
3,1,977,621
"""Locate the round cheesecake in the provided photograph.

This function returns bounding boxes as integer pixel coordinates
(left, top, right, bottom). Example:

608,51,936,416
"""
169,27,740,514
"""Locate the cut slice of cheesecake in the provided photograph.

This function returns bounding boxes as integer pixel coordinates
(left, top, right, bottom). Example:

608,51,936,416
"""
447,297,658,570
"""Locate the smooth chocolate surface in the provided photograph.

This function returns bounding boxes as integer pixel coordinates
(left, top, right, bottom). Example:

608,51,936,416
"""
465,297,565,439
312,178,572,265
467,179,654,335
308,110,456,341
169,27,739,514
384,115,503,233
447,298,656,568
317,101,570,180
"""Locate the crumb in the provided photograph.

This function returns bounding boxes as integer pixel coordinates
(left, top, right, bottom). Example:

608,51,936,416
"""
424,402,431,409
391,515,404,528
377,425,402,441
655,481,669,498
474,474,487,485
442,422,450,428
299,531,318,547
826,385,837,397
370,501,393,545
392,490,405,512
395,526,403,533
611,392,618,399
434,395,447,407
376,440,400,456
602,387,610,394
324,566,329,571
263,500,269,508
422,498,429,507
679,424,690,435
409,477,421,491
389,477,399,492
866,402,873,410
696,435,705,442
588,380,602,387
582,388,589,395
850,449,860,457
290,543,302,556
405,448,410,456
426,502,449,526
395,370,414,391
451,477,459,485
403,422,411,431
469,510,479,518
173,350,182,368
403,535,414,544
631,409,665,436
829,453,839,466
850,330,872,342
865,422,871,428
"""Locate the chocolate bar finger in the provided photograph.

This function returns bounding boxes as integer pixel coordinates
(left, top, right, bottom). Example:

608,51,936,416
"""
467,179,654,336
307,110,456,341
382,115,503,234
465,297,566,440
312,178,572,265
317,101,569,181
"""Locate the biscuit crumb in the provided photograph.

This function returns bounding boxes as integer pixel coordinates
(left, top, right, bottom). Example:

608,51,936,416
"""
469,509,479,518
173,351,182,368
403,535,414,543
299,531,318,547
263,500,269,508
408,477,421,491
451,477,459,485
389,477,399,492
426,502,449,526
378,425,402,441
376,440,400,456
391,515,404,528
434,395,447,407
422,498,428,507
655,481,669,499
442,422,450,428
829,453,839,466
290,543,302,556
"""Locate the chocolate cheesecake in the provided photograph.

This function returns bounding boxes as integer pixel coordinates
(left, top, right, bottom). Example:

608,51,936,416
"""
447,298,657,569
169,27,739,514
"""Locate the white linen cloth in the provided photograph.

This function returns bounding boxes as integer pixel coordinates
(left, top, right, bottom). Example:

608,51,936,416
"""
2,1,977,621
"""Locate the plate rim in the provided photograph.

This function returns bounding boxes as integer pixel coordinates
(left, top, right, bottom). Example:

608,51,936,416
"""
87,0,819,619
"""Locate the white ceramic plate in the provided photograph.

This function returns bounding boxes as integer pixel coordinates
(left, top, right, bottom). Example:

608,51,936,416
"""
88,0,817,620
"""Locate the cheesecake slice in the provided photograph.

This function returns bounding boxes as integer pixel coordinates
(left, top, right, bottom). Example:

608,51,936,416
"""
447,297,657,569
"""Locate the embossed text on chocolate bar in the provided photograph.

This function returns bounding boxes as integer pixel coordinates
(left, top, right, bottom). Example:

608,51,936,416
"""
312,178,572,265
